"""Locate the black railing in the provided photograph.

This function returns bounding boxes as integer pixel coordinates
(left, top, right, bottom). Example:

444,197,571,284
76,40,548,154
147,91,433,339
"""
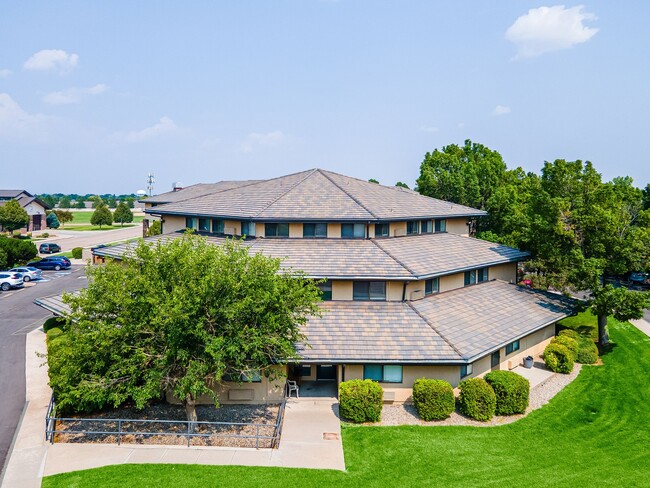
45,384,289,449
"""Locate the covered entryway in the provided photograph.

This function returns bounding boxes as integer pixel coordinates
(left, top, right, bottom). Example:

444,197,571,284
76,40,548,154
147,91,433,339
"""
316,364,337,380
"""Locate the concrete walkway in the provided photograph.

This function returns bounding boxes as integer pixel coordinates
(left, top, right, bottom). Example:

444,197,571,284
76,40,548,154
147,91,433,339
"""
1,330,344,487
630,318,650,338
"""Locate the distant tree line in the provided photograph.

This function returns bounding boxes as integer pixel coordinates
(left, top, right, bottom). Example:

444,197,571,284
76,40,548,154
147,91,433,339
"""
37,193,138,209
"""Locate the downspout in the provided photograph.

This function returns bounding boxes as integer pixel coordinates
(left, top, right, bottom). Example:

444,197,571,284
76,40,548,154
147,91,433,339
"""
402,281,407,301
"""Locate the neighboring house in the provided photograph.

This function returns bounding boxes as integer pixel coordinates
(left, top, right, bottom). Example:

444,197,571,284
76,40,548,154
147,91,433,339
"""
0,189,51,232
41,169,575,405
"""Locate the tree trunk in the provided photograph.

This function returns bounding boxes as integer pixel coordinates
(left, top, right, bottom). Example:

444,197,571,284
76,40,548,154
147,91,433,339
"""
185,393,197,423
598,314,609,346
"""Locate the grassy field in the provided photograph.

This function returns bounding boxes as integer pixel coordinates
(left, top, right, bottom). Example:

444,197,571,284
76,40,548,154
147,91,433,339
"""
63,211,145,227
42,313,650,487
66,224,138,231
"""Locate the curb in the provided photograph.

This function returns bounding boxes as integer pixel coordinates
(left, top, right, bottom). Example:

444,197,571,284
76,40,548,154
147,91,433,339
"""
0,401,29,487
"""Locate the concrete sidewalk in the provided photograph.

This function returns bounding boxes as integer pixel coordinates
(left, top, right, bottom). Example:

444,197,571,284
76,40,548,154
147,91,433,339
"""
1,330,344,487
630,318,650,338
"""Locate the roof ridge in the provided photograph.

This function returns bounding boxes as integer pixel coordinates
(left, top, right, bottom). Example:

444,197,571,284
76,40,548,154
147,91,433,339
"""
252,169,319,218
404,300,465,359
318,169,379,219
370,238,418,277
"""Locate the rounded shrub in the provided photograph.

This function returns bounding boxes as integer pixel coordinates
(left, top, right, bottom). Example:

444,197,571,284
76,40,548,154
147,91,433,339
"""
551,335,579,355
558,329,581,342
458,377,496,421
544,342,574,373
43,316,66,333
484,370,530,415
339,379,383,423
72,247,83,259
412,378,455,421
576,342,599,364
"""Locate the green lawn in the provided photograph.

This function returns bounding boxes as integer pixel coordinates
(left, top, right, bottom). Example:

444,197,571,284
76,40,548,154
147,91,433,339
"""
65,224,138,231
63,211,144,227
42,314,650,487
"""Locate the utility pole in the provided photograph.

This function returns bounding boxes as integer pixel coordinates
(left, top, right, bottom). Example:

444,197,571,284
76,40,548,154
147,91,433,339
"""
147,173,155,197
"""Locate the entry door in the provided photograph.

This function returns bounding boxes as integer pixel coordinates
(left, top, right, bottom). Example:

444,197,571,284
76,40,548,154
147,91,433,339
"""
316,364,337,381
33,214,42,231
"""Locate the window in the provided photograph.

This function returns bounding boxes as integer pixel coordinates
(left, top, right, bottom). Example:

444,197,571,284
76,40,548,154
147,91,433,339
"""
460,363,473,378
425,277,439,295
364,365,403,383
185,217,197,230
224,370,262,382
435,219,447,232
303,223,327,237
464,270,477,286
294,365,312,377
341,223,365,238
478,267,489,283
406,221,420,235
240,221,256,236
317,279,332,301
212,219,224,234
506,340,520,355
198,217,210,232
353,281,386,301
466,268,488,286
265,223,289,237
491,351,500,368
421,220,433,233
375,223,389,237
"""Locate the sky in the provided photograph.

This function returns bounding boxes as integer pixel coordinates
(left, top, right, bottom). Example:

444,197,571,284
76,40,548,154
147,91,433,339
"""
1,1,649,194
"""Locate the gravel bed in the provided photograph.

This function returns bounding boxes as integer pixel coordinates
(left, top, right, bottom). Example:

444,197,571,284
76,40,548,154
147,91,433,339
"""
53,403,280,448
380,364,583,427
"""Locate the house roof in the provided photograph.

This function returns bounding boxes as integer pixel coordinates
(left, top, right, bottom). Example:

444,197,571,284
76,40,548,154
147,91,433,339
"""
0,189,31,199
298,280,575,364
92,231,529,280
36,281,574,365
143,180,262,205
146,169,487,221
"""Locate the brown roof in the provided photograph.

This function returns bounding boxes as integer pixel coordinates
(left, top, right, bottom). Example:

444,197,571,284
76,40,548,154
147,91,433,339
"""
143,180,262,205
93,232,528,280
147,169,487,221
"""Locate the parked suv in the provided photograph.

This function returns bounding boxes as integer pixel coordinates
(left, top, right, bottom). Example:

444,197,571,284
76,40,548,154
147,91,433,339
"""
39,243,61,254
27,256,72,271
0,272,24,291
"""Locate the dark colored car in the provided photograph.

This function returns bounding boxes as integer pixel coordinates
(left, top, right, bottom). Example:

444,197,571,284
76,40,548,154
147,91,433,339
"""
39,243,62,254
629,272,649,284
27,256,72,271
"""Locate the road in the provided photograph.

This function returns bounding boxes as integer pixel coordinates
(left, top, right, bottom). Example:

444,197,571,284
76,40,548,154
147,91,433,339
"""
40,225,143,253
0,267,87,476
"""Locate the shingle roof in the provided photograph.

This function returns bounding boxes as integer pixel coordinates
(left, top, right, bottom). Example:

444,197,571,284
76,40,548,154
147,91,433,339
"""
147,169,487,221
93,232,528,279
143,180,261,205
299,281,575,364
0,189,29,199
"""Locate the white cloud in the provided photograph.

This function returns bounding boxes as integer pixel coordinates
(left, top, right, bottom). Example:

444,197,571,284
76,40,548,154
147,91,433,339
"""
506,5,598,59
125,116,178,142
0,93,53,142
24,49,79,72
43,84,109,105
241,130,285,153
493,105,511,116
419,125,439,133
0,69,12,78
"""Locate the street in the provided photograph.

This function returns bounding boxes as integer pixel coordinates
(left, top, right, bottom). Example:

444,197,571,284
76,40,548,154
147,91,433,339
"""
0,267,87,476
39,225,142,253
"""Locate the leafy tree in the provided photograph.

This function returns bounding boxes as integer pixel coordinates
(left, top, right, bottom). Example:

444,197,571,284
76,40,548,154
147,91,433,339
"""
74,199,87,209
90,204,113,228
91,196,103,209
368,178,379,184
54,209,74,227
395,181,410,189
0,237,37,266
0,200,30,233
0,248,6,269
107,196,118,208
126,197,135,209
146,220,162,236
113,202,133,226
58,196,72,208
590,285,650,345
40,194,57,209
52,235,322,421
46,211,60,229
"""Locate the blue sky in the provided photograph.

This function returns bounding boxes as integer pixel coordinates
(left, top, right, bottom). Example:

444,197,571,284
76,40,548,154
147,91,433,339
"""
1,1,648,194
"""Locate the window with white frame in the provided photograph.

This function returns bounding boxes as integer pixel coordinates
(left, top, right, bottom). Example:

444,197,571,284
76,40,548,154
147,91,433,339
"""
341,223,365,238
363,364,403,383
406,221,420,235
303,223,327,237
425,277,439,295
460,363,473,378
505,339,520,355
435,219,447,232
353,281,386,301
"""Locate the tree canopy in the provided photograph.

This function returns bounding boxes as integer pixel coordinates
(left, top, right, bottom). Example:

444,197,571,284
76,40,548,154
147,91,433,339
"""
0,200,30,233
46,211,60,229
90,204,113,228
50,234,322,420
113,201,133,226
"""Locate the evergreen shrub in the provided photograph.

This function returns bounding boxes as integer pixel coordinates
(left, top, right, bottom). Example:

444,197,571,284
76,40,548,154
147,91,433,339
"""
412,378,455,420
339,379,383,423
458,378,496,421
484,370,529,415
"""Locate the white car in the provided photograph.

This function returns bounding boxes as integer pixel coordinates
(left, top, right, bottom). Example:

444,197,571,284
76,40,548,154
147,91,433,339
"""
0,272,24,291
9,267,42,282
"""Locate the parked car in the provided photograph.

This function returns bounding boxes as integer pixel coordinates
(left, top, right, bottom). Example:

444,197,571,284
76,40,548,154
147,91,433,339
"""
9,266,42,282
39,243,61,254
629,272,649,284
27,256,72,271
0,272,24,291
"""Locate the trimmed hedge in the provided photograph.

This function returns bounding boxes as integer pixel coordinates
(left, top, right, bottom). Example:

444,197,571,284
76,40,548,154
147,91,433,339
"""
484,370,530,415
339,379,383,423
72,247,83,259
558,329,581,342
43,316,66,333
544,342,574,373
458,378,496,421
551,335,579,355
576,342,599,364
412,378,455,421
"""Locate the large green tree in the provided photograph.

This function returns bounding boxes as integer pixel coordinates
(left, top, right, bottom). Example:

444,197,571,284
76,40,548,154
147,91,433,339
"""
58,196,72,209
90,204,113,228
51,234,322,421
113,201,133,226
0,200,30,233
53,209,74,227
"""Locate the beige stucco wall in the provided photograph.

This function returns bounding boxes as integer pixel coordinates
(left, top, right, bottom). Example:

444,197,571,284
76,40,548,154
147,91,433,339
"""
328,223,341,238
387,281,404,301
445,217,469,236
289,223,302,238
489,262,517,283
440,272,464,292
161,215,187,233
332,280,353,300
255,222,265,237
391,222,407,237
405,280,425,300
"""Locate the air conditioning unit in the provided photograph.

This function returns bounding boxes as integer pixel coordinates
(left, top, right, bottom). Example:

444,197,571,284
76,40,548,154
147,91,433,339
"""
393,228,406,237
410,289,424,300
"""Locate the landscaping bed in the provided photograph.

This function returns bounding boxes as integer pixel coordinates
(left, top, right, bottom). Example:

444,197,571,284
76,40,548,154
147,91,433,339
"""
51,403,280,448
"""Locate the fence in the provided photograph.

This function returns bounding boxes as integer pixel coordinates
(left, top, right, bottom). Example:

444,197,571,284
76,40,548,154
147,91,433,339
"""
45,383,289,449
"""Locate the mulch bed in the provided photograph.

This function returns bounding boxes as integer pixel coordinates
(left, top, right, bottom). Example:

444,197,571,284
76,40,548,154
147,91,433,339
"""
52,403,280,448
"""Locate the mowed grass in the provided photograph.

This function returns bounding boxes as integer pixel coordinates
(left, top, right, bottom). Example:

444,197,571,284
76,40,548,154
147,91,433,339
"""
42,314,650,487
63,211,144,227
67,224,138,231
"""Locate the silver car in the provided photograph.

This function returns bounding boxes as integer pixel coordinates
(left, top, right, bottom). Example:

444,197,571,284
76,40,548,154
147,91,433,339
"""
9,267,42,282
0,272,24,291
